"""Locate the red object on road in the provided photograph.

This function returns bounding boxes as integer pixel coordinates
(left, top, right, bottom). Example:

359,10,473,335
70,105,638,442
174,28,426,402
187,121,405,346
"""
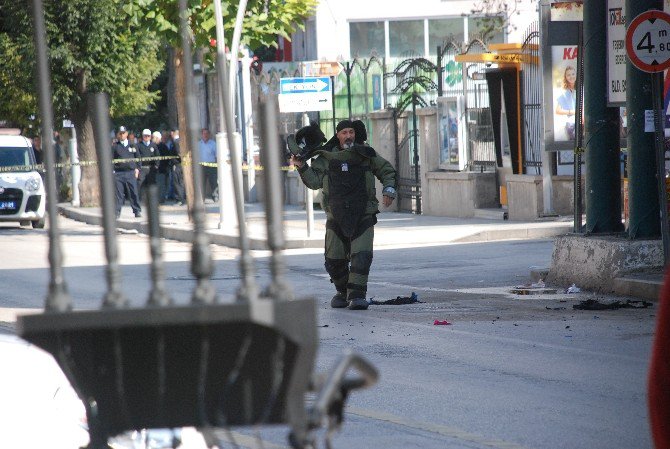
433,320,451,326
649,268,670,449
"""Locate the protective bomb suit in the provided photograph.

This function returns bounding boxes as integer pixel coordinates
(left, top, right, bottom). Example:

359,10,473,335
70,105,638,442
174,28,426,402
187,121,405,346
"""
293,120,397,310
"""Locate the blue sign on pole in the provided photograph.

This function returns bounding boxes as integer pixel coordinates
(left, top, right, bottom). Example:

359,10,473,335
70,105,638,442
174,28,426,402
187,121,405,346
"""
279,77,331,94
278,77,332,113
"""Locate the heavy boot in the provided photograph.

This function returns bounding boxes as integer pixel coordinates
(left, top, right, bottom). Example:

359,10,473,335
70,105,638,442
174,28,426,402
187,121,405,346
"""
330,291,349,308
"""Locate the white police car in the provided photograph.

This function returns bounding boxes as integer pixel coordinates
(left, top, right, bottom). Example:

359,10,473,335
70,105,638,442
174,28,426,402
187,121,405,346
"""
0,133,46,228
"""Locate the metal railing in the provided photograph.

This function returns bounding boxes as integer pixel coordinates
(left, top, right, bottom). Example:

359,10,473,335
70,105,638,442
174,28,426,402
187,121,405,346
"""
17,1,378,448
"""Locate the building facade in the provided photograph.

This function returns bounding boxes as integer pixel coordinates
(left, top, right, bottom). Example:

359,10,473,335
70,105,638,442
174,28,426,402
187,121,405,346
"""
290,0,539,61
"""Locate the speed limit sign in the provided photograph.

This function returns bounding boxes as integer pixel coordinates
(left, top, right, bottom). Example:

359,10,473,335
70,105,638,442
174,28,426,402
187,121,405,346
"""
626,10,670,73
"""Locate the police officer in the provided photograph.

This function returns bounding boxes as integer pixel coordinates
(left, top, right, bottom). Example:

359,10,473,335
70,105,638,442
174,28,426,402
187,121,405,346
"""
136,128,159,200
291,120,397,310
113,126,142,218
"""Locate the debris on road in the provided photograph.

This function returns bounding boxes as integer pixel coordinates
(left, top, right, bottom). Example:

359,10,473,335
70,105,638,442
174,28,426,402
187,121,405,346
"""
573,299,653,310
510,284,558,295
433,320,452,325
566,284,581,294
370,292,419,305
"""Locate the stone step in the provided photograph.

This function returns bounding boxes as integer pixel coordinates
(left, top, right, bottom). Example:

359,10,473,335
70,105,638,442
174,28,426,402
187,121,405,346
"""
473,208,508,220
613,276,663,301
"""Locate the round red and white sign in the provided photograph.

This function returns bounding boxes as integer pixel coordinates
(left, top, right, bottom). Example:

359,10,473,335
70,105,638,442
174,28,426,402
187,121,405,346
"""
626,10,670,73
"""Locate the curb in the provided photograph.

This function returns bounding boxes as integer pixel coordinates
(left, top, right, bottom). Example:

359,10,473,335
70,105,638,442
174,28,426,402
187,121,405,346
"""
613,276,662,301
58,205,324,250
452,224,572,243
58,205,574,251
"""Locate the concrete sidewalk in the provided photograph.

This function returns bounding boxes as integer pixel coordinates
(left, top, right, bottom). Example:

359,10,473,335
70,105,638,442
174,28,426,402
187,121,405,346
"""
58,201,575,251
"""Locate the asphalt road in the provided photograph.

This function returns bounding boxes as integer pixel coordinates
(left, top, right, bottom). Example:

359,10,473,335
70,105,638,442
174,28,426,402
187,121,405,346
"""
0,217,656,449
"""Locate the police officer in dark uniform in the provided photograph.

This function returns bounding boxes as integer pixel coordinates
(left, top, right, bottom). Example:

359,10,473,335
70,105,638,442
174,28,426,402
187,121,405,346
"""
136,128,159,200
291,120,397,310
113,126,142,218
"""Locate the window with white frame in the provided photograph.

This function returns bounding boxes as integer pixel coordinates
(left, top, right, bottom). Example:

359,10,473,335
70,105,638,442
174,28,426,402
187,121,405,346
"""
349,16,505,59
389,20,424,57
428,18,465,54
349,21,385,58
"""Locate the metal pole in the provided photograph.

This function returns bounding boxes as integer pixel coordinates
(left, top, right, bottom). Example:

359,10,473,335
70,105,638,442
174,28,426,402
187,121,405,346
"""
241,49,257,202
346,62,352,118
146,184,172,306
228,0,249,117
331,75,337,132
573,22,584,233
69,127,81,207
31,0,71,312
179,0,216,305
227,0,248,227
302,113,314,236
412,98,421,214
437,46,443,97
212,0,258,303
584,0,624,234
626,0,663,239
90,93,127,309
213,0,237,231
260,97,293,301
652,72,670,265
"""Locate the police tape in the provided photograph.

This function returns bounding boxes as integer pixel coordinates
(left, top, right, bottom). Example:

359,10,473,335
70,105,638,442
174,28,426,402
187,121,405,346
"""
0,155,297,173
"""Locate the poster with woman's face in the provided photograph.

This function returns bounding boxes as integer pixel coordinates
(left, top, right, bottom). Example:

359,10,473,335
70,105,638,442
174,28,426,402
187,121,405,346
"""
552,45,579,142
437,97,460,168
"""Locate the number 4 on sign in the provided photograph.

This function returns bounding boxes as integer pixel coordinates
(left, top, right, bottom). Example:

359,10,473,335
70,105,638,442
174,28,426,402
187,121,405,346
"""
637,32,654,53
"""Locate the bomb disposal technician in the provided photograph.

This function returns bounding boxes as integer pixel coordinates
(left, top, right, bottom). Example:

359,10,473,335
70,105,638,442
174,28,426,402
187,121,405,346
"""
291,119,397,310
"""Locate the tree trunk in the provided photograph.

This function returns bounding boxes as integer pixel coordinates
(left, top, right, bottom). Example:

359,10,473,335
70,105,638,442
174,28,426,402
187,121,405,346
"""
71,85,99,207
173,46,195,218
167,47,179,130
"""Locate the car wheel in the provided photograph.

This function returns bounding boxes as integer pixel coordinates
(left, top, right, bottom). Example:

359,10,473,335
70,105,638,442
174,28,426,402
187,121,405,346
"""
19,220,30,227
32,216,46,229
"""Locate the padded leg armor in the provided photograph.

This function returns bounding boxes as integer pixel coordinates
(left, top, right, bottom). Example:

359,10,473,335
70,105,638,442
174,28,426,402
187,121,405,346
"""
347,226,374,301
324,257,349,294
324,217,375,309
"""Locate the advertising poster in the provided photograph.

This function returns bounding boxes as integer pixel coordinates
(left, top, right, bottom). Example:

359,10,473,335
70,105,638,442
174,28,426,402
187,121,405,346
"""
372,74,382,111
541,2,582,153
607,0,626,105
437,96,463,169
551,45,579,142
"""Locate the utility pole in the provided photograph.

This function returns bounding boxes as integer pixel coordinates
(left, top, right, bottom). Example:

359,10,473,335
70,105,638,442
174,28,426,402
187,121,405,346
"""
584,0,624,233
626,0,662,239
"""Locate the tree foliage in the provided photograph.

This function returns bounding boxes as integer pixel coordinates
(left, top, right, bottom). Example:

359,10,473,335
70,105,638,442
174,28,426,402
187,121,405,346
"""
126,0,319,62
470,0,522,42
0,0,163,130
0,0,164,206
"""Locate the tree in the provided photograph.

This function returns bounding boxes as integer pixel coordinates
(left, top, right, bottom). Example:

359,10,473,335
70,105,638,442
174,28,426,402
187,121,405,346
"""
0,0,163,205
470,0,523,42
125,0,319,211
